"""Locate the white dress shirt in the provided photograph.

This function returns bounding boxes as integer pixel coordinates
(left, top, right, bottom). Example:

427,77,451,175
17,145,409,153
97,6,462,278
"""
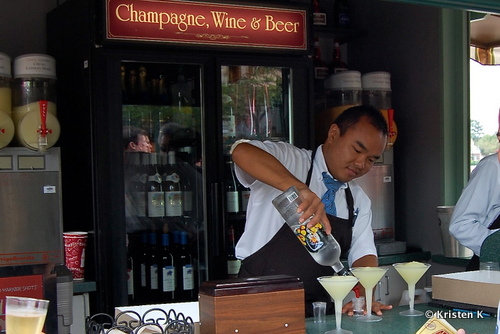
232,140,377,267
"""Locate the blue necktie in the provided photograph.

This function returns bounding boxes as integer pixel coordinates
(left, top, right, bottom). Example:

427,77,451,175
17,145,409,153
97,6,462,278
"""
321,172,343,216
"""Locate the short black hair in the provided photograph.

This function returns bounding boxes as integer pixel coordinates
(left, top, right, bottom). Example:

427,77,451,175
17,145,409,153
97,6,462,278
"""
123,126,148,150
334,105,388,137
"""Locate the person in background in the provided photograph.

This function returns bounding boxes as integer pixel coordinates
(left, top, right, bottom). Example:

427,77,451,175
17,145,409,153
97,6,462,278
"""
123,125,153,153
230,105,393,317
449,127,500,271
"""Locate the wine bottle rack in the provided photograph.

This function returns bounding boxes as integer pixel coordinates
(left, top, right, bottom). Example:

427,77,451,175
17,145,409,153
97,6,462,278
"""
86,308,195,334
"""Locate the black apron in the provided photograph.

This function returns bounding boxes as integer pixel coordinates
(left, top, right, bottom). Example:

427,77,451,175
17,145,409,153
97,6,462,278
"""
466,214,500,271
238,149,355,317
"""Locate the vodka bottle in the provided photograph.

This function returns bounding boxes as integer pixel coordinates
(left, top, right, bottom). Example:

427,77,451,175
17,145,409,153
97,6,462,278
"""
272,186,350,276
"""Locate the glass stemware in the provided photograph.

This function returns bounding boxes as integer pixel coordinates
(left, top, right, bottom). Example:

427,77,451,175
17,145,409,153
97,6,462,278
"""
317,275,359,334
351,267,388,322
393,261,431,316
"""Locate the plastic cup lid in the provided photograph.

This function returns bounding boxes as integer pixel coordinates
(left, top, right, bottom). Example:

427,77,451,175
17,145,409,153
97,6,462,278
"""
13,54,56,79
362,71,391,91
324,70,362,90
0,53,11,78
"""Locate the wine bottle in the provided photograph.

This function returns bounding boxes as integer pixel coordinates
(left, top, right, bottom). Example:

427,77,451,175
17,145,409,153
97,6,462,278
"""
227,225,241,279
333,0,350,28
147,154,165,218
329,39,348,75
176,231,195,301
138,232,149,302
180,161,193,217
225,160,240,214
126,237,135,304
272,186,351,276
147,232,160,301
239,184,250,213
312,0,327,26
313,38,329,80
163,151,183,217
159,233,175,301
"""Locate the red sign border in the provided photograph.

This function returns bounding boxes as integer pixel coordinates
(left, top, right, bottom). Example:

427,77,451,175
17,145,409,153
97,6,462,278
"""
104,0,309,52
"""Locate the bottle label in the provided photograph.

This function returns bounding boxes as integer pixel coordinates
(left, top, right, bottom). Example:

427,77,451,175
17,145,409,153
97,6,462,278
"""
150,264,158,289
313,12,327,26
148,192,165,217
164,172,180,183
226,191,239,213
132,191,146,217
293,222,326,253
165,191,183,216
227,259,241,276
183,190,193,212
140,263,147,287
314,66,329,80
222,115,236,137
162,265,175,292
127,267,134,296
182,264,194,290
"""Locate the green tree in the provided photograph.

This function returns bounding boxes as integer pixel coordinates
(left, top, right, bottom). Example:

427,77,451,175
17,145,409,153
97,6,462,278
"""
476,134,498,156
470,119,483,142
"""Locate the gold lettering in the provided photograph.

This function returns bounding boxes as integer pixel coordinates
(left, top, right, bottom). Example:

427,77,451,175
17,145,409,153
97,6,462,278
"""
115,4,129,22
211,11,246,29
265,15,299,33
115,3,206,32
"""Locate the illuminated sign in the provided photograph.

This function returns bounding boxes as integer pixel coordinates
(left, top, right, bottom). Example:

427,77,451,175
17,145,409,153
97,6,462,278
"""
106,0,308,50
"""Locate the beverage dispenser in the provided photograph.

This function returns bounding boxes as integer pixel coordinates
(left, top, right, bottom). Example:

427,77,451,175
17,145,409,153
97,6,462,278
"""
12,54,60,152
356,71,405,255
0,147,70,333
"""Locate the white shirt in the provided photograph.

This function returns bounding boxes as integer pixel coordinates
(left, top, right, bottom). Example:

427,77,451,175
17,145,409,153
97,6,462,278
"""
233,140,377,267
449,153,500,255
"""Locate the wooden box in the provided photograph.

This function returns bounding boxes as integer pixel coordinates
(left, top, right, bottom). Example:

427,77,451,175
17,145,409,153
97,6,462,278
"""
199,275,305,334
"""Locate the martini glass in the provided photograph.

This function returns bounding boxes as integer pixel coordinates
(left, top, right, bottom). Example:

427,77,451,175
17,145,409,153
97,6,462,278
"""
351,267,388,322
393,261,431,316
317,275,359,334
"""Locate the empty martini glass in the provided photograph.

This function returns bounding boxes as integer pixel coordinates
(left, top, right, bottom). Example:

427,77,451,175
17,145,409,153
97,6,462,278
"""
351,267,388,322
317,275,359,334
393,261,431,316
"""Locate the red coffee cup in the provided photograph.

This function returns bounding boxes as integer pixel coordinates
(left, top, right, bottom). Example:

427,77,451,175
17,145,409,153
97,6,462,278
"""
63,232,88,280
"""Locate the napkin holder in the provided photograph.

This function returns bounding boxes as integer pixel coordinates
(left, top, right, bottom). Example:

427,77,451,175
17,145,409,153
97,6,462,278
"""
199,275,304,333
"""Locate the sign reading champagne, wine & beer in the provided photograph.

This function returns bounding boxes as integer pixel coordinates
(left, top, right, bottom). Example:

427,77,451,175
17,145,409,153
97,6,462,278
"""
105,0,308,51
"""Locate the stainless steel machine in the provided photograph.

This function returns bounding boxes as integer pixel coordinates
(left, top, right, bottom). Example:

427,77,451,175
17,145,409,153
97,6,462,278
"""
0,147,72,334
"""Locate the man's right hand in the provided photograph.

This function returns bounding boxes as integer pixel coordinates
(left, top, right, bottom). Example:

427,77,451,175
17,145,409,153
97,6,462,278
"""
295,186,332,235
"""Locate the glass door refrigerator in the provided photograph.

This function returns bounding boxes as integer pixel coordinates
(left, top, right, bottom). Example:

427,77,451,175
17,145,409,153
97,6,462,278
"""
47,0,312,314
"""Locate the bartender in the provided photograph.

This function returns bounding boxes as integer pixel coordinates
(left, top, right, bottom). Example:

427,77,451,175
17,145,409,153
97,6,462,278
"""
231,105,393,316
449,116,500,270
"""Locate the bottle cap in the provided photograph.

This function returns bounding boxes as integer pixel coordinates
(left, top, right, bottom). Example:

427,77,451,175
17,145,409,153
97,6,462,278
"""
324,71,362,90
0,53,11,77
362,71,391,91
14,54,57,79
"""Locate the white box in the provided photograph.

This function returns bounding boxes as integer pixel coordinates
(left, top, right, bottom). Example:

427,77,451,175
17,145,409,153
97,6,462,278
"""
432,271,500,308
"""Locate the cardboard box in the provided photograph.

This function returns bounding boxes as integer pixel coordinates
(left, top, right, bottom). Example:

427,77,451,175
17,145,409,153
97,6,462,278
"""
432,271,500,308
199,275,305,334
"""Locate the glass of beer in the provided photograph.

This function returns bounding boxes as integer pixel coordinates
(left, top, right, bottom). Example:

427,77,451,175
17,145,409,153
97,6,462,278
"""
5,296,49,334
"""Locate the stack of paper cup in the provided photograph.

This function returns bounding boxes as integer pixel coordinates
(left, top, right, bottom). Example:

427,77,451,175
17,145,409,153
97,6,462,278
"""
0,53,14,149
12,54,60,151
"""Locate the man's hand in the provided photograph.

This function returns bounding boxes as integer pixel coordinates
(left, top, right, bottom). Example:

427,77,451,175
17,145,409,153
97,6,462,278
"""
295,186,332,234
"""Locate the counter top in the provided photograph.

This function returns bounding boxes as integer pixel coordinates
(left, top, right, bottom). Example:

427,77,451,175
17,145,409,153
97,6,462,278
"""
73,280,96,294
306,304,496,333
